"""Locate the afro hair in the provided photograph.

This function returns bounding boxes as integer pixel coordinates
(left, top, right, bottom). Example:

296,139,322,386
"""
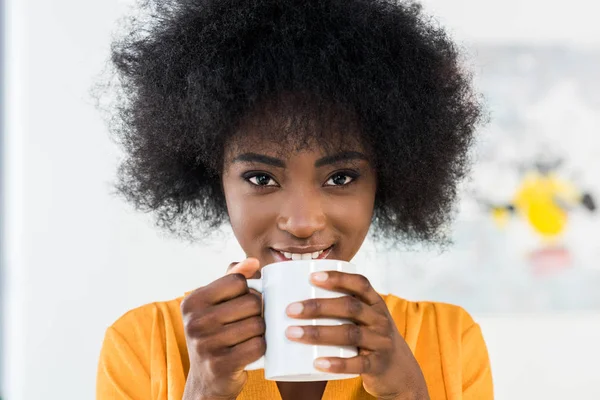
99,0,483,244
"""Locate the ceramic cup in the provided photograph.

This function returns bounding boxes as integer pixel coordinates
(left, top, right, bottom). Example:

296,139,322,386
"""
245,259,359,381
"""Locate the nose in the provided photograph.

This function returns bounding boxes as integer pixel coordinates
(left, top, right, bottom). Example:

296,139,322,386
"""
277,189,326,239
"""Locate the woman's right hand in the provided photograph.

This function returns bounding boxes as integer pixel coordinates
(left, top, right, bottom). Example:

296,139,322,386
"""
181,258,263,400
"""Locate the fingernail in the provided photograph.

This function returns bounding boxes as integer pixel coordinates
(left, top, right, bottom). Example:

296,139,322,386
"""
314,359,331,370
312,272,328,282
286,302,304,315
286,326,304,338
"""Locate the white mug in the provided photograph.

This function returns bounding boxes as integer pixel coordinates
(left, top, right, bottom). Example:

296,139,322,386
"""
245,259,359,381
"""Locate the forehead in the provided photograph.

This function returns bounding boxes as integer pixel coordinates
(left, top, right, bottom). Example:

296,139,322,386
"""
224,132,367,163
224,117,368,165
223,92,369,162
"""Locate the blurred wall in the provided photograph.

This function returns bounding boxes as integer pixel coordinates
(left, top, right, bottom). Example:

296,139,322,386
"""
2,0,599,399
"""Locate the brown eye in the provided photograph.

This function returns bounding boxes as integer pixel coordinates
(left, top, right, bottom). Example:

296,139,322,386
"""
248,174,277,186
325,173,355,186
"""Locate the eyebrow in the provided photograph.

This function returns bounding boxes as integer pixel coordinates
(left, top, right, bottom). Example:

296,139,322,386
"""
232,153,286,168
232,151,369,168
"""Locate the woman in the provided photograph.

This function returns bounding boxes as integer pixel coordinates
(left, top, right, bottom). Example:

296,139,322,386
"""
96,0,492,399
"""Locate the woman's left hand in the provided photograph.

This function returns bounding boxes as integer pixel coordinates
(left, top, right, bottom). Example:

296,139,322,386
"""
285,271,430,400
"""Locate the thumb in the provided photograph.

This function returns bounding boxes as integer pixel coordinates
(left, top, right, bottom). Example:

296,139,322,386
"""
226,257,261,279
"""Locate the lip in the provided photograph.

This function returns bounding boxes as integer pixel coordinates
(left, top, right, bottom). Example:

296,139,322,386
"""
270,245,334,262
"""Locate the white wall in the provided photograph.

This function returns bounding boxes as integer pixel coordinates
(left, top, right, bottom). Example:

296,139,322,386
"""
2,0,599,399
424,0,600,46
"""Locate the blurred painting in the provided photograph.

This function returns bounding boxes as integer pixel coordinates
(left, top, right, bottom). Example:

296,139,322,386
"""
377,45,600,313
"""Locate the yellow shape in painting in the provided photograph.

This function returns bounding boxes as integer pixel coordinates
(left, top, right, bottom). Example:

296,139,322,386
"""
512,171,580,238
525,201,567,237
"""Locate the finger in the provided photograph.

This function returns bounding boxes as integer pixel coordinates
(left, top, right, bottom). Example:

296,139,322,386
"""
285,324,390,351
227,262,238,272
313,354,378,375
213,292,262,324
204,316,265,349
207,336,266,374
185,257,259,310
226,336,267,372
227,258,261,279
285,296,382,326
181,273,250,315
310,271,382,306
185,293,262,335
228,258,262,296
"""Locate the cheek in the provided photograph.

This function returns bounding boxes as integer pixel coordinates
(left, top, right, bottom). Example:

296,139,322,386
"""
326,190,376,234
223,182,276,247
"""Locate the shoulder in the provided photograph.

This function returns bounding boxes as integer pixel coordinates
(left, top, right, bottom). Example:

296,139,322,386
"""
98,296,186,368
380,294,493,397
382,293,476,329
105,296,185,343
380,293,480,347
97,297,187,398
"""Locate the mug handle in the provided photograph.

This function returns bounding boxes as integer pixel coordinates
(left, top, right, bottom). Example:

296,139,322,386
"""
245,279,265,371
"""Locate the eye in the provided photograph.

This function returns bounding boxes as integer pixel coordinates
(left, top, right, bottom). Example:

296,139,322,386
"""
325,172,356,186
247,173,278,187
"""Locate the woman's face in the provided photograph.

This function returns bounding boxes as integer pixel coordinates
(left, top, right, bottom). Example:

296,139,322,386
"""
222,131,377,268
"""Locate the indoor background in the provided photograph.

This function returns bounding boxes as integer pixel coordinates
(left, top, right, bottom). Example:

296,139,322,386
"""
2,0,599,399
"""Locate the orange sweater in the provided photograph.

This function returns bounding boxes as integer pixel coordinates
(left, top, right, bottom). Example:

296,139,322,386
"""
96,294,493,399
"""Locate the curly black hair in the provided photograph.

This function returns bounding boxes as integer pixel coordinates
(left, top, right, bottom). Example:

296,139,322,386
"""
99,0,483,244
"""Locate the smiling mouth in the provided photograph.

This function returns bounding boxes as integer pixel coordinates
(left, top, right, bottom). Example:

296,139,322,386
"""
271,246,334,261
